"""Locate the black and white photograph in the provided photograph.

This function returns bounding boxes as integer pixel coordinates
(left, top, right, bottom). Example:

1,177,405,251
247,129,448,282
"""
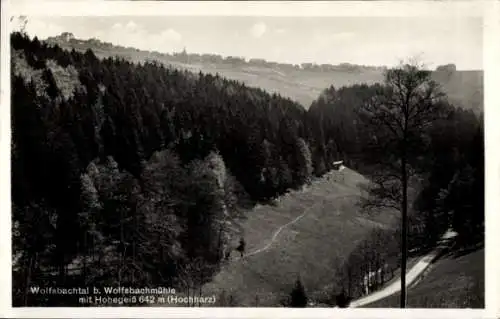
1,0,497,316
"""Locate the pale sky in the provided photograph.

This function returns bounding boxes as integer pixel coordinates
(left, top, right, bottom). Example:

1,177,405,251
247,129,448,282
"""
12,15,483,70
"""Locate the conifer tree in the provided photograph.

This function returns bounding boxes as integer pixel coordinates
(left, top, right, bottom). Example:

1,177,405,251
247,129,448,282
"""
290,277,308,307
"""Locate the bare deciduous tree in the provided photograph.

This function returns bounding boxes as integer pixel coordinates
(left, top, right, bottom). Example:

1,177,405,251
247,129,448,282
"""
357,60,446,308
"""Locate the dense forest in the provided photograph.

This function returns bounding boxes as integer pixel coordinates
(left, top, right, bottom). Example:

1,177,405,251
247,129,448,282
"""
11,32,327,306
309,82,483,244
11,32,483,307
308,82,484,304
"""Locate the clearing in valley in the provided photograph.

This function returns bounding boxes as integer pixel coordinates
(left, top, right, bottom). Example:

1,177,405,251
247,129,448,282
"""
198,166,398,306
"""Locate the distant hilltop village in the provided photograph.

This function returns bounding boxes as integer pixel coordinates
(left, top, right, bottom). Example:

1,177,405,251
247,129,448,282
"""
45,32,398,73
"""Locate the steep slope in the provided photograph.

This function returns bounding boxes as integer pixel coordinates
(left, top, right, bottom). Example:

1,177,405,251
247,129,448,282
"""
45,34,483,112
164,167,399,307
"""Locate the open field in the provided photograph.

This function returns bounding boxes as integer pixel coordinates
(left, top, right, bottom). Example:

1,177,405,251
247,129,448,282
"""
187,167,400,307
363,246,484,308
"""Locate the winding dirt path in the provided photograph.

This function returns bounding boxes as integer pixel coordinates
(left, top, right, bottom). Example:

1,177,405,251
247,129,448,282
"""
233,192,361,261
355,216,392,230
234,201,324,259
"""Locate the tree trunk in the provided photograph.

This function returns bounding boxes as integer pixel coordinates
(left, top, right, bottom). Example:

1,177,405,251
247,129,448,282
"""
217,224,223,261
347,267,352,297
381,263,385,285
83,232,87,279
400,148,408,308
198,270,203,306
24,255,34,306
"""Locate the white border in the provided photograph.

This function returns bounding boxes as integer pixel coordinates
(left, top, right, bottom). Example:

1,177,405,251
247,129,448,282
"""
1,1,498,318
483,1,500,317
8,0,486,17
0,0,13,316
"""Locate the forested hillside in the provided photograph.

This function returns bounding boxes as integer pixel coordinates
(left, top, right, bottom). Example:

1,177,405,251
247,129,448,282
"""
308,83,484,305
11,32,325,306
45,33,483,113
309,81,483,244
11,32,484,307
